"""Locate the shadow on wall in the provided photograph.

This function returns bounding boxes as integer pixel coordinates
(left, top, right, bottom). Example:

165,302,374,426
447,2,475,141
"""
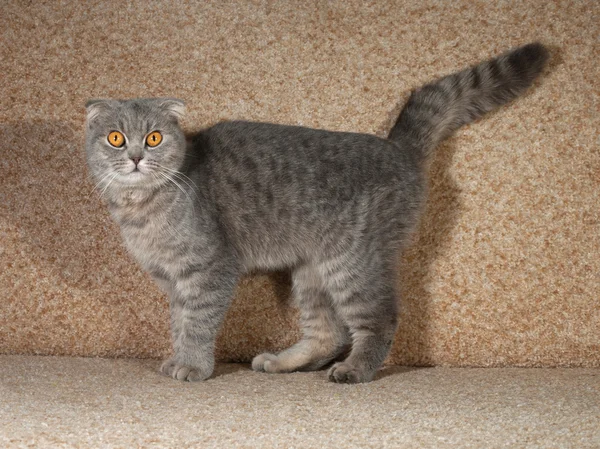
0,121,122,291
391,136,462,366
0,120,171,356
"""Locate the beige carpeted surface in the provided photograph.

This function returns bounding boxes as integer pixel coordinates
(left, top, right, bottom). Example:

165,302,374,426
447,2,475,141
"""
1,356,599,448
0,0,599,367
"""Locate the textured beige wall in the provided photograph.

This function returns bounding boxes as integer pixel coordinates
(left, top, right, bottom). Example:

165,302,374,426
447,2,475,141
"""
1,0,598,367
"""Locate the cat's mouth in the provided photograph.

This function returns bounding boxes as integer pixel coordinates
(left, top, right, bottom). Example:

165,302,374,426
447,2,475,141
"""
117,166,169,188
126,163,150,176
114,169,149,186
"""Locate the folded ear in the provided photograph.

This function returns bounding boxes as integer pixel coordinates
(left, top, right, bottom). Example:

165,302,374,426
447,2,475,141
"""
159,98,185,120
85,99,114,123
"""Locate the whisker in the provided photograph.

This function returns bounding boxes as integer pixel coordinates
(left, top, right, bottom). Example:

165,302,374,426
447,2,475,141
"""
153,162,199,198
160,210,186,241
156,171,195,209
88,172,115,199
99,173,118,197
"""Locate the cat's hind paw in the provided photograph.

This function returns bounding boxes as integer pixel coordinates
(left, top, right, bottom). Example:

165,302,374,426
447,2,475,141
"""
327,362,373,384
251,353,281,373
160,358,209,382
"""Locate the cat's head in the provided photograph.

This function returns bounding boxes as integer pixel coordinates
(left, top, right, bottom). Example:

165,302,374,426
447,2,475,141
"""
85,98,186,195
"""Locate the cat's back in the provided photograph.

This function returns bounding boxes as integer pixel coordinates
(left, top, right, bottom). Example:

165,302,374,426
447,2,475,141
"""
191,120,426,210
198,120,420,186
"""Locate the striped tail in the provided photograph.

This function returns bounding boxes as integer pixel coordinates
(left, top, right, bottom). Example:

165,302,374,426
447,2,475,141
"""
389,43,549,161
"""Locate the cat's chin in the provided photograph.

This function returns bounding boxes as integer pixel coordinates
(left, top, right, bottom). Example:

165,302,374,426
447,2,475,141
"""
116,171,155,187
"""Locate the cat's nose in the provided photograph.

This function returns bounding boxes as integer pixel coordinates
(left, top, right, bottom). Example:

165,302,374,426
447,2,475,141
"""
131,156,143,166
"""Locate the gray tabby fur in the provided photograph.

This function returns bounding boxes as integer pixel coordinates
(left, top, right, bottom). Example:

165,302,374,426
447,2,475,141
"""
85,43,548,383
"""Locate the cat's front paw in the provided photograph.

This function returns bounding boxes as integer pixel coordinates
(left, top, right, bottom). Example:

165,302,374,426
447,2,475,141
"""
160,358,211,382
327,362,373,384
251,353,281,373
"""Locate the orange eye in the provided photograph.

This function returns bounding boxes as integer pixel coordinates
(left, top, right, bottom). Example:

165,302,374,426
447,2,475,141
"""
107,131,125,148
146,131,163,147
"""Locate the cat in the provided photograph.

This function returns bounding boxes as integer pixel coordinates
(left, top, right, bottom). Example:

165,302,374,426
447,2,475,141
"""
85,43,548,383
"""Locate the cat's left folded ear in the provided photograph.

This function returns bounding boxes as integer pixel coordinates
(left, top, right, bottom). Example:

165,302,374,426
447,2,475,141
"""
85,99,116,123
159,98,186,120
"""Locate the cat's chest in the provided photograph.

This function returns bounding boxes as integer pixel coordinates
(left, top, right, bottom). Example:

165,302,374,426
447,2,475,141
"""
116,211,186,273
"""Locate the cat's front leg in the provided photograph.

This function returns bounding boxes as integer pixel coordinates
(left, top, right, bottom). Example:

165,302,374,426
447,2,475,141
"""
160,261,238,382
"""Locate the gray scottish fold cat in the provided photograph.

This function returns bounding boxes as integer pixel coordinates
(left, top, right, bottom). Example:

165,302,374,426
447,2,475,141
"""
85,43,548,383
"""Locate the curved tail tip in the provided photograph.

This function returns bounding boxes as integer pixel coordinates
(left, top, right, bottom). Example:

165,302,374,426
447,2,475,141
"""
509,42,550,78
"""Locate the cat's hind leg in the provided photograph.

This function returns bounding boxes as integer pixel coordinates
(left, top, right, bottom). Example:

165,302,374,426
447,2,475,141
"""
325,263,399,384
252,264,349,373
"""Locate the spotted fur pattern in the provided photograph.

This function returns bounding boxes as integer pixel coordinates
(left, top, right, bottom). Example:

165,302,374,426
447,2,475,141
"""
85,43,548,383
